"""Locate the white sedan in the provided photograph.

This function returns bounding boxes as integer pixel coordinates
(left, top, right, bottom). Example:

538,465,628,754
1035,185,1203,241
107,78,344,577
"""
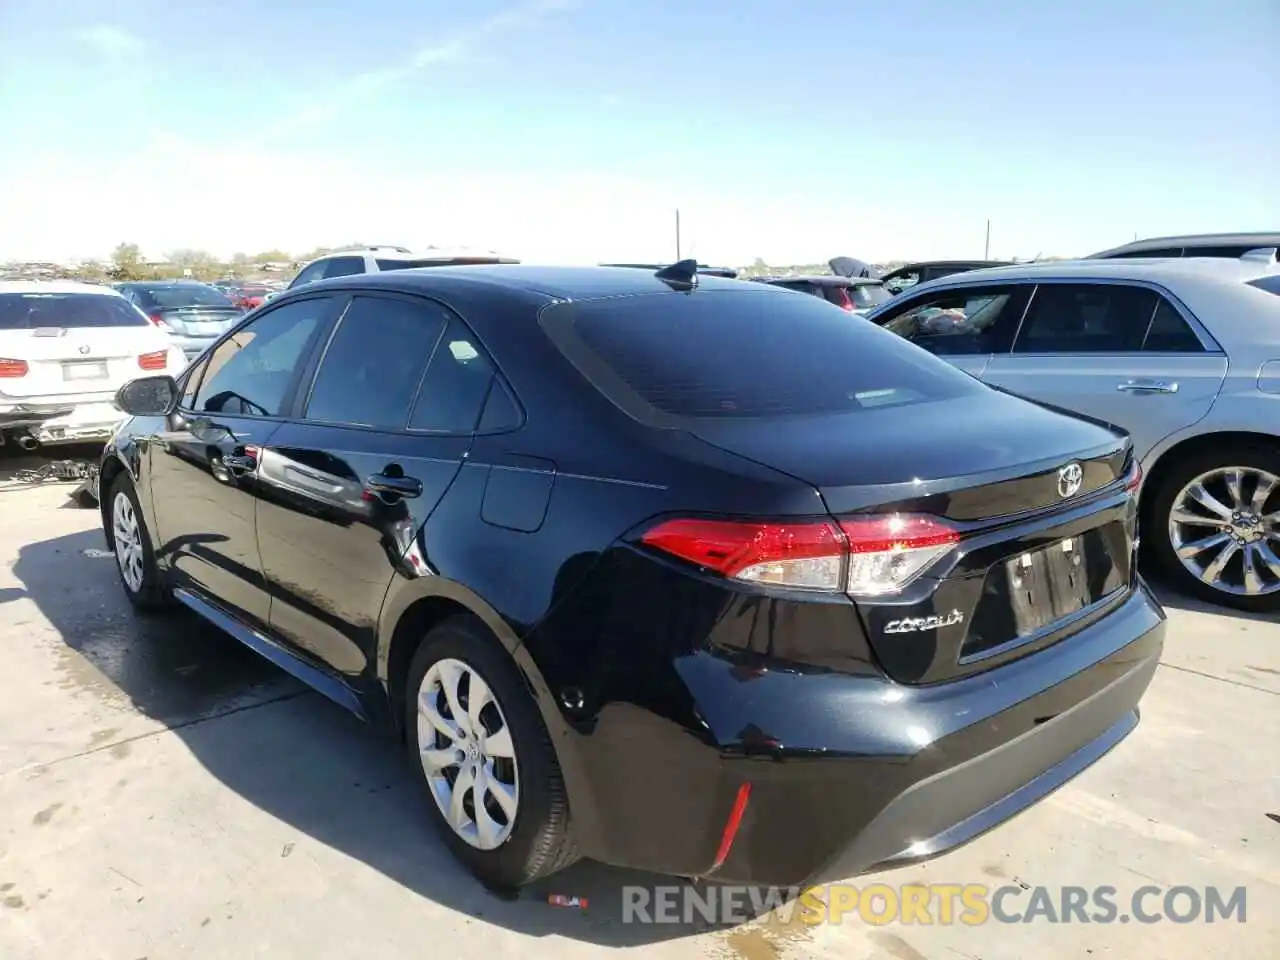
0,281,188,448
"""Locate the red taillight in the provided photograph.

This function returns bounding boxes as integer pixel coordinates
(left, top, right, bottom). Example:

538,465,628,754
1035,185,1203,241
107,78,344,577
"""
835,288,854,311
1124,458,1143,494
640,513,959,595
640,518,848,590
0,358,28,378
147,312,174,332
138,350,168,371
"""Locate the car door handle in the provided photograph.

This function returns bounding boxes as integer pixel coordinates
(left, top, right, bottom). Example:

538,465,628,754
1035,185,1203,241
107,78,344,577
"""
1116,379,1179,395
366,472,423,499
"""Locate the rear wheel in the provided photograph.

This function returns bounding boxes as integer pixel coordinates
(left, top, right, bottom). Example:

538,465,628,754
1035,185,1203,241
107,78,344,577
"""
405,616,577,888
1149,445,1280,612
109,474,171,612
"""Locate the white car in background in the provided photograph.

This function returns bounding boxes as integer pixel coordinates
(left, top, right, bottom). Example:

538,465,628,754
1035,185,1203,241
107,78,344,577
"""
0,281,187,448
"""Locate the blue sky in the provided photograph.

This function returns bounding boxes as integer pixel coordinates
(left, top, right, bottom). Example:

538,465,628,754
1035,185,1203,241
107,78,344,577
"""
1,0,1276,263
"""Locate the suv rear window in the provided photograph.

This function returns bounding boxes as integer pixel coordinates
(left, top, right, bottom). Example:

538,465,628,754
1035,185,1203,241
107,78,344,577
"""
542,289,986,421
0,293,149,329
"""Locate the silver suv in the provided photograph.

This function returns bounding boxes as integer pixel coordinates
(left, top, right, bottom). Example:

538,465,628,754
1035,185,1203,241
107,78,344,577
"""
287,246,518,290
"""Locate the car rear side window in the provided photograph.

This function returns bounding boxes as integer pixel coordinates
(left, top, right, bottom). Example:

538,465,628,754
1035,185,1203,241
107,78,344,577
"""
1141,299,1204,352
1013,284,1157,354
409,318,496,433
194,298,332,417
880,285,1026,356
322,257,364,279
305,296,446,430
850,284,891,309
0,293,149,329
544,289,987,421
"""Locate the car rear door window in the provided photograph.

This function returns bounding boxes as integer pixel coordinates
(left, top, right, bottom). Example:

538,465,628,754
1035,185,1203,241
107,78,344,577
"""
1012,284,1156,354
543,288,987,421
322,256,365,279
290,261,328,288
880,285,1026,356
1140,299,1204,352
409,318,497,433
304,296,447,430
194,298,333,417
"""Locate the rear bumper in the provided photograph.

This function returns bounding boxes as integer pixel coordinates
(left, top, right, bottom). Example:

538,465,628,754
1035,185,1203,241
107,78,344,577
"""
558,581,1165,886
0,400,122,444
170,335,217,359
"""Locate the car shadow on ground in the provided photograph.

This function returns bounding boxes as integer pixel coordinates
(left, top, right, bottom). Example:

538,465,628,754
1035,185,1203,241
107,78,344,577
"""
13,528,787,948
1146,575,1277,625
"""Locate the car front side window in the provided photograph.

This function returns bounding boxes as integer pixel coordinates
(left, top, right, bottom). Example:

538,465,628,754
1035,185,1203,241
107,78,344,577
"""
880,285,1027,356
193,298,336,417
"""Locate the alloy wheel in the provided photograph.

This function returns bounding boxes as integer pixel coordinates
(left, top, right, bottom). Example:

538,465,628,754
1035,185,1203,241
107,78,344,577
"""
1168,466,1280,597
112,491,145,594
416,657,520,850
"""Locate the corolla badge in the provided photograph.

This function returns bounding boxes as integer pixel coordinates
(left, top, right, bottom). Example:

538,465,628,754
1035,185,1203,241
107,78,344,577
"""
1057,462,1084,499
884,610,964,635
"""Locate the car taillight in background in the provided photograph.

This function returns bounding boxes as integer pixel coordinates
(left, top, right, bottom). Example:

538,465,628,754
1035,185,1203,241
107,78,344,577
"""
640,513,960,596
834,288,855,312
137,350,169,371
1124,458,1143,494
147,313,174,332
0,358,29,378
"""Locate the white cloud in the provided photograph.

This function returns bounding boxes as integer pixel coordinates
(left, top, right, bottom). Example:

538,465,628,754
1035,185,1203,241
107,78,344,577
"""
75,25,145,60
275,0,577,137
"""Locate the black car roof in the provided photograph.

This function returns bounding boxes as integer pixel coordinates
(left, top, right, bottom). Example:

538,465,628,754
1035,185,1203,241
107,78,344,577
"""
287,264,765,303
756,275,882,287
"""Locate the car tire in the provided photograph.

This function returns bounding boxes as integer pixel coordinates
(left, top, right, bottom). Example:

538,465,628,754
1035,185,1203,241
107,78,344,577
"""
108,473,171,612
1147,443,1280,613
405,615,578,889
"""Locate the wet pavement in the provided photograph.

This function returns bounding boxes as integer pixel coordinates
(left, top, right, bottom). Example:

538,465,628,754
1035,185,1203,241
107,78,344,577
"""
0,463,1278,959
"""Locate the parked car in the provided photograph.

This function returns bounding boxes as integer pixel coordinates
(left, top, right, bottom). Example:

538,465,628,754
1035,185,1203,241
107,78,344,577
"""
226,283,274,310
113,281,244,360
287,246,520,290
881,260,1014,295
752,275,891,314
1088,232,1280,261
865,255,1280,612
101,262,1163,890
0,281,185,447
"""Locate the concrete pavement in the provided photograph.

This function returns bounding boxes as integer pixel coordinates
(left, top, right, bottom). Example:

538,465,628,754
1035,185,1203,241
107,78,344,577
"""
1,473,1276,959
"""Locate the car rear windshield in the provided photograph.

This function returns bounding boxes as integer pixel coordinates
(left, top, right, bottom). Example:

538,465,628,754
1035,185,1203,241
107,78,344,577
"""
139,284,235,308
0,293,149,329
542,289,987,421
850,283,892,308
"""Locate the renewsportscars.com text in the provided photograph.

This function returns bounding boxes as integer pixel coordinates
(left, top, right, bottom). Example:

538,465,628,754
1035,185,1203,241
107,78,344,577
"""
621,883,1248,926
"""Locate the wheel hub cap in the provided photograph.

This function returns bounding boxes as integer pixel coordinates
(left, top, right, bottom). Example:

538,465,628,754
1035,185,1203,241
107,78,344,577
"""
416,657,520,850
1168,466,1280,597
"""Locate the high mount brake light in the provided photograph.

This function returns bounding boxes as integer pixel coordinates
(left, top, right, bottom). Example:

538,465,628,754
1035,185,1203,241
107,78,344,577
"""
640,514,959,596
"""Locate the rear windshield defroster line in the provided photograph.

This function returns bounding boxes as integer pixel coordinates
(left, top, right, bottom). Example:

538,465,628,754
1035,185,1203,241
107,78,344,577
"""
538,289,988,428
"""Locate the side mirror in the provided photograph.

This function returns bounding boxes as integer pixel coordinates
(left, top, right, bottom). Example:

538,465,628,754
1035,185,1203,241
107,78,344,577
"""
115,376,179,416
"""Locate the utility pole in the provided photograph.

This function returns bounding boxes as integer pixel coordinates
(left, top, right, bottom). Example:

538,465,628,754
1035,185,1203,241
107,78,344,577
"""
675,209,682,261
984,219,991,259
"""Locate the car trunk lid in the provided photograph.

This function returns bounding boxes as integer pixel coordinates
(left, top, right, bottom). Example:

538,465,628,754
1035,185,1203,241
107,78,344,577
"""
689,389,1136,683
0,327,176,399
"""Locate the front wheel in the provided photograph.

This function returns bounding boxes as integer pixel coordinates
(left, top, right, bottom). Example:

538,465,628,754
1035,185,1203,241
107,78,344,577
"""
109,474,171,612
1148,445,1280,613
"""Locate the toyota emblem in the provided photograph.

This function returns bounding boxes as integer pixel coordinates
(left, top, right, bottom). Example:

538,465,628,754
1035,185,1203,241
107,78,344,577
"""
1057,462,1084,499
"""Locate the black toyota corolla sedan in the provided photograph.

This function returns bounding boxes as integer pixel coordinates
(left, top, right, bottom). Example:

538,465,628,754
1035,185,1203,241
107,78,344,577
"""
100,261,1165,890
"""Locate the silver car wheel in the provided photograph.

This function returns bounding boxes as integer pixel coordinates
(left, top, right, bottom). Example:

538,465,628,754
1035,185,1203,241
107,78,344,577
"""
1168,466,1280,597
112,491,146,594
416,657,519,850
